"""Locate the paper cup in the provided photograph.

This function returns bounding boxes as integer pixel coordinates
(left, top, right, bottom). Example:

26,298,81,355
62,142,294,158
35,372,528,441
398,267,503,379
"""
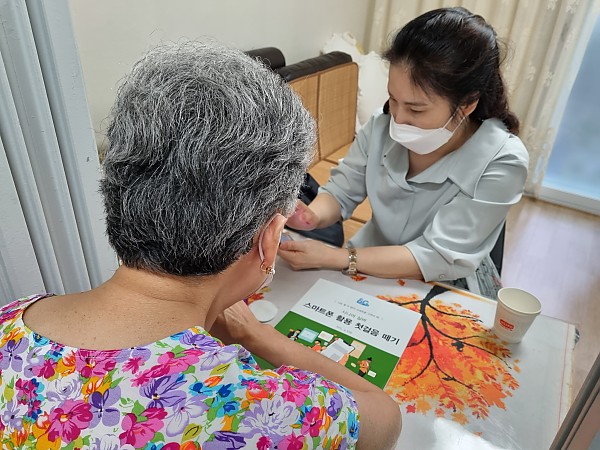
493,288,541,343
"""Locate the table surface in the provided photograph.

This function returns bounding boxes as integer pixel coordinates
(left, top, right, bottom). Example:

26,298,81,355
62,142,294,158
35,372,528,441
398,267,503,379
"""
252,261,576,450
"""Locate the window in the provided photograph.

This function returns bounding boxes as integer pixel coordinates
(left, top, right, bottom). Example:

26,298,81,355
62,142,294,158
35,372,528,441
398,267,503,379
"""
542,15,600,215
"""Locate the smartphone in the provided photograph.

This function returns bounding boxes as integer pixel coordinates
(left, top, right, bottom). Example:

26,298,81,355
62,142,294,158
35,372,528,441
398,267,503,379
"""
280,233,294,243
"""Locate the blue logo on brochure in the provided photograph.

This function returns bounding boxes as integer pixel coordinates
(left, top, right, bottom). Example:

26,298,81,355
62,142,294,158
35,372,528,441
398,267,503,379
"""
356,298,370,307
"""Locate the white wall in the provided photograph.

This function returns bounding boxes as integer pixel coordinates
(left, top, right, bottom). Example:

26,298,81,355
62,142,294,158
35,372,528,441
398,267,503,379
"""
68,0,372,148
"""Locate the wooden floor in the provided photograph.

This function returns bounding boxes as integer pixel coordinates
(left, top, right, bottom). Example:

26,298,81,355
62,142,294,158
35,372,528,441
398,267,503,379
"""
502,196,600,398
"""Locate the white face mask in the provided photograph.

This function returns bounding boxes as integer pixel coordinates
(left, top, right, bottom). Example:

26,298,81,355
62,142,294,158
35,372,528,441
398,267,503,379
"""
389,112,464,155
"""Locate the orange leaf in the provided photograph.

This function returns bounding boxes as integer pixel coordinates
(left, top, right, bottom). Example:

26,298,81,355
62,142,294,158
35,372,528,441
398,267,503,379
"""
451,411,469,425
416,399,432,414
479,383,507,409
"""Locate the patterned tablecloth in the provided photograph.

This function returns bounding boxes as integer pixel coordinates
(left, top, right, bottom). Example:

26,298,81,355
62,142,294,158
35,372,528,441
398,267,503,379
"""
252,262,576,450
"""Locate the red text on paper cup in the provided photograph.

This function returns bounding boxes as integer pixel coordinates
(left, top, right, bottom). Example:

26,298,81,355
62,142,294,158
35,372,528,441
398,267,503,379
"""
499,319,514,331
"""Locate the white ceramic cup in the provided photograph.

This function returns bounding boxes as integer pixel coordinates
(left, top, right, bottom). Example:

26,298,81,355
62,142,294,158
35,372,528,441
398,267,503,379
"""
493,287,542,343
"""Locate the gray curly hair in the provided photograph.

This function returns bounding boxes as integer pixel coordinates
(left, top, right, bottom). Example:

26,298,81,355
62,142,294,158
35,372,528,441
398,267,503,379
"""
101,42,315,275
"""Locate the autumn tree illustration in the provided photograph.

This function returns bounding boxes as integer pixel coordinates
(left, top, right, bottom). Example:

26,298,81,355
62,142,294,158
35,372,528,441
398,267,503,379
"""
379,284,520,425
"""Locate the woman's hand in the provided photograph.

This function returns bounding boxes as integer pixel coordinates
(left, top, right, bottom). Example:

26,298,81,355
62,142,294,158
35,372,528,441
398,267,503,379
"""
278,239,346,271
209,301,262,346
284,200,320,231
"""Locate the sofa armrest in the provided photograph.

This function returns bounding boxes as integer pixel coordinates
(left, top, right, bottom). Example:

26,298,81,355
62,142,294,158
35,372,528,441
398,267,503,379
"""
245,47,286,71
276,51,352,82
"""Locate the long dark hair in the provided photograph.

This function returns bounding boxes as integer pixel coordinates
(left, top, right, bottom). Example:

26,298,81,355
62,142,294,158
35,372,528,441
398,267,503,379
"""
383,7,519,135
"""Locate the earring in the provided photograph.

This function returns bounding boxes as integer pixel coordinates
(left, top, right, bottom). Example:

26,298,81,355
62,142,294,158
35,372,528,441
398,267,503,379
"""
260,262,275,275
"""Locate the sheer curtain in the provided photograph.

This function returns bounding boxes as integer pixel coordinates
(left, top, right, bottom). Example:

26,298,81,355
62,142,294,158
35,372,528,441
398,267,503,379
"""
365,0,600,195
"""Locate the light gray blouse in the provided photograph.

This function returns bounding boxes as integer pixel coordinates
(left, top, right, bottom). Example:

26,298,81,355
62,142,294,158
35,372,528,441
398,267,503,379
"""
320,112,529,282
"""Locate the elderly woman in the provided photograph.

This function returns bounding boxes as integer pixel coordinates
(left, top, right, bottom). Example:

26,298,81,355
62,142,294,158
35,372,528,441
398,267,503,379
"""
0,42,401,449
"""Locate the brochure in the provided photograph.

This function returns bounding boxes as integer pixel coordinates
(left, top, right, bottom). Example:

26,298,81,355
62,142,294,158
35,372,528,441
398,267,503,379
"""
260,279,421,389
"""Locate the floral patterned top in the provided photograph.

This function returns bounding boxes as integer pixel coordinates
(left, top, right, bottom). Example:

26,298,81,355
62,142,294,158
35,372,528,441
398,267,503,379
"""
0,295,360,449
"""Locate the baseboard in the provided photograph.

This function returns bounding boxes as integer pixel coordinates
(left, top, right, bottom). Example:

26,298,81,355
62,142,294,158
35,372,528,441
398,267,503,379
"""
539,185,600,216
